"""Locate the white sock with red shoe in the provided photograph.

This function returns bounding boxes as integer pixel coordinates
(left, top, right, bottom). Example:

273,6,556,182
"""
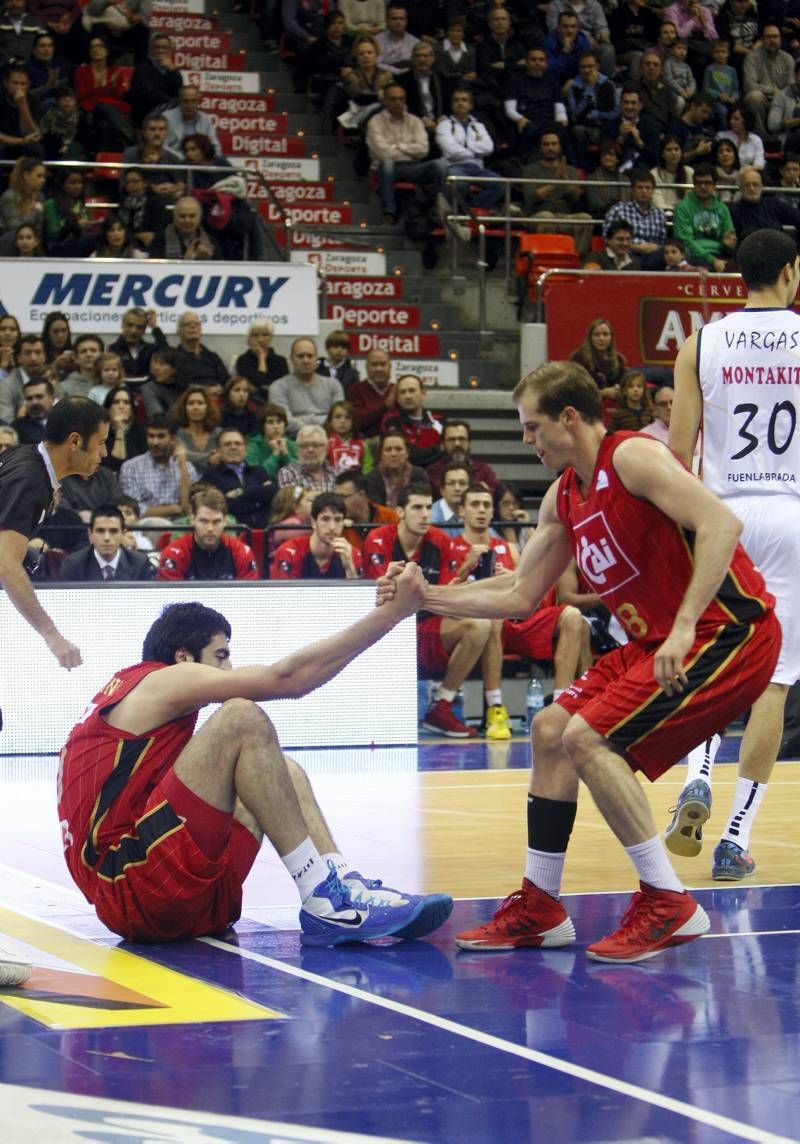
525,849,566,899
624,835,685,893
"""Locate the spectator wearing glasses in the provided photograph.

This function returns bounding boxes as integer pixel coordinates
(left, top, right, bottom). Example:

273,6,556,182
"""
128,32,182,126
201,427,276,530
641,385,674,446
430,461,469,531
673,163,737,270
275,424,337,493
173,311,228,392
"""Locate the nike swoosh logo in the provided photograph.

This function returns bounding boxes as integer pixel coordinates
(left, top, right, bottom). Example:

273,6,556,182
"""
330,911,367,927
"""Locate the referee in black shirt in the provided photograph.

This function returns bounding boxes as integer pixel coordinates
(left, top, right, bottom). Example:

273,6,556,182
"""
0,397,108,986
0,397,110,671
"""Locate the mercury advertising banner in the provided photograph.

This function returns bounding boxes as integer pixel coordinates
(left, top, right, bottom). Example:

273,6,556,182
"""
4,260,319,335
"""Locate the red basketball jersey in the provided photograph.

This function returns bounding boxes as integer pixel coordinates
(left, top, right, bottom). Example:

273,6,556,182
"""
442,534,516,584
556,433,775,644
58,662,198,897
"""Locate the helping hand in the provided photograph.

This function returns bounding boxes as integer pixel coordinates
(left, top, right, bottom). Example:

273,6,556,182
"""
390,561,427,615
375,559,406,607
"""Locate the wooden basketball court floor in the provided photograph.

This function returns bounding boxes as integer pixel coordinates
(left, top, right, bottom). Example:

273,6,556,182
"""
0,738,798,1143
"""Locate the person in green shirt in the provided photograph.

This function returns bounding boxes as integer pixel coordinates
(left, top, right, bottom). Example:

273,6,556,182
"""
673,163,737,271
246,404,298,477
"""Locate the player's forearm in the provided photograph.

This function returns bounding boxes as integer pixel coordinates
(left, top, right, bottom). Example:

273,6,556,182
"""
673,513,742,631
424,576,531,619
0,559,62,642
266,600,410,697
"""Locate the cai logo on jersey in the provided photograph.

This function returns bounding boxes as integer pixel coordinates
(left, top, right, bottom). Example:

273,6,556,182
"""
574,511,639,594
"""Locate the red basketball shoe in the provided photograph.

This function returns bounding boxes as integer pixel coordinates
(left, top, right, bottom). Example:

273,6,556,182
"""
455,880,576,951
587,882,710,964
422,698,477,738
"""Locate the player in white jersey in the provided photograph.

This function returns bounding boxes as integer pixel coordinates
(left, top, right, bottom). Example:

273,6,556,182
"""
668,228,800,879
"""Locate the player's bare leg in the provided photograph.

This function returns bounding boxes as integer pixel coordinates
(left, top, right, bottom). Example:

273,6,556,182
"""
439,617,491,692
562,715,709,962
423,617,491,738
455,702,579,951
283,755,336,854
174,700,452,945
173,699,310,857
552,606,589,692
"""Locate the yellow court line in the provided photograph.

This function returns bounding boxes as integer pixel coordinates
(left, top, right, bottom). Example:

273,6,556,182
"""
0,905,283,1030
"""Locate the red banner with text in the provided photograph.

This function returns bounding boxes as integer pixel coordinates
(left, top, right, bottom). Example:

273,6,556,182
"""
543,272,760,368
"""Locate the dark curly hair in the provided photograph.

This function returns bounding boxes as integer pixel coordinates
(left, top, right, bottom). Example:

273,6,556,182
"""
142,602,232,664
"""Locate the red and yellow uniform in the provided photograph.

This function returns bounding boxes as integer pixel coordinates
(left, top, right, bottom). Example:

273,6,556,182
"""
555,433,780,779
58,663,259,941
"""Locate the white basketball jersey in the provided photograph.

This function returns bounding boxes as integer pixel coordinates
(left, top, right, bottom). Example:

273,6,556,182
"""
697,307,800,498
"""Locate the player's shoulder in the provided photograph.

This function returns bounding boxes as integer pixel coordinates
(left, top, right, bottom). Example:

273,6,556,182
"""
166,533,193,553
427,524,451,547
274,535,302,556
365,522,396,546
0,444,43,477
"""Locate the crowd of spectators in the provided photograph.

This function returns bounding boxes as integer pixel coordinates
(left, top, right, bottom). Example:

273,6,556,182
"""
1,3,799,269
280,0,800,266
0,310,514,584
0,17,264,260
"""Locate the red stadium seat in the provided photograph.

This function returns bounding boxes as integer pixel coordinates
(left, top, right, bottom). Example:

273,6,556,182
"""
515,233,581,318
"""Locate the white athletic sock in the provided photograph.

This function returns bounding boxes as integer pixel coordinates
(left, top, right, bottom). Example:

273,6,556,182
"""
722,777,767,851
320,850,349,875
624,835,684,893
684,733,721,788
525,848,566,899
437,686,456,703
282,837,325,901
485,689,503,707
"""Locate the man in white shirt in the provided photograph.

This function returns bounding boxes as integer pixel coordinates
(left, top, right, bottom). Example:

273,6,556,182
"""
640,384,672,444
366,83,447,224
162,85,221,154
430,462,469,531
435,87,507,209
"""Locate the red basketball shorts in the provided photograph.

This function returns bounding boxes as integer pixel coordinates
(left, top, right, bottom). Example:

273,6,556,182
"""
556,612,780,781
82,769,261,943
417,615,451,676
502,606,564,660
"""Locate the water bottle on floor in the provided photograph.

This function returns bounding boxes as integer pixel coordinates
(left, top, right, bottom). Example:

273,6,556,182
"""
524,672,545,732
